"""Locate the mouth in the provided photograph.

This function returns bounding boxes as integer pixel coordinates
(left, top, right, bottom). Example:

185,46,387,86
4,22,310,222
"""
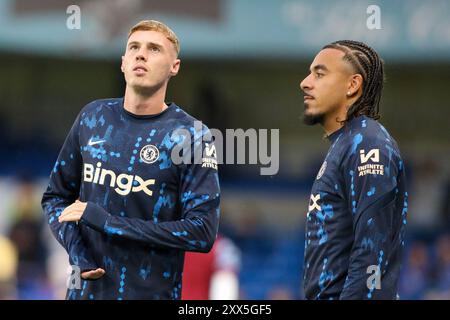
133,65,148,74
303,94,315,101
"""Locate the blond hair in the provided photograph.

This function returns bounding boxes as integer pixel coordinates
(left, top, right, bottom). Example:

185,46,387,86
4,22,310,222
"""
128,20,180,56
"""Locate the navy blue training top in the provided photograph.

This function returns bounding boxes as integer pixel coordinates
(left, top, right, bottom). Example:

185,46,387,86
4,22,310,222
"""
42,98,220,300
303,115,408,300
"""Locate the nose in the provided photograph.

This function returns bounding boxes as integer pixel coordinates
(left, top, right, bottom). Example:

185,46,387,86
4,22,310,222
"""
136,48,148,62
300,74,313,92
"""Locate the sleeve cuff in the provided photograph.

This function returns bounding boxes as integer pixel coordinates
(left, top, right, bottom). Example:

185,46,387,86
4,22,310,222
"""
77,259,98,274
69,247,99,274
81,202,110,232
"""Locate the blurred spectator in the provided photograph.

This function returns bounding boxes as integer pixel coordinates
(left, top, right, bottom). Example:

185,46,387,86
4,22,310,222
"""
0,235,18,299
426,234,450,299
182,235,241,300
7,177,51,299
267,286,295,300
442,180,450,227
409,158,447,230
398,241,431,299
46,237,71,300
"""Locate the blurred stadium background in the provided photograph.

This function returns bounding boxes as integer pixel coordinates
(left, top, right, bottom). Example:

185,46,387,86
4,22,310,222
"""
0,0,449,299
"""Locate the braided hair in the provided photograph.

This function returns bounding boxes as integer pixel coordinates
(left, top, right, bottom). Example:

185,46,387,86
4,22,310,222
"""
323,40,384,122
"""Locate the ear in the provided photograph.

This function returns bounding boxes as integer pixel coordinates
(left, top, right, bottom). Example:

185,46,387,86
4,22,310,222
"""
346,74,363,97
169,59,181,77
121,56,125,73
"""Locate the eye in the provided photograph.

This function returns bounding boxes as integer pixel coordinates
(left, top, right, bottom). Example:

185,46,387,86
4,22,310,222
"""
316,73,324,78
129,45,138,50
150,46,160,53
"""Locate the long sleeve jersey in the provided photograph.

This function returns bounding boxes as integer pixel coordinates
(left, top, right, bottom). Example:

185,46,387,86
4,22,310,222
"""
303,115,408,300
41,98,220,300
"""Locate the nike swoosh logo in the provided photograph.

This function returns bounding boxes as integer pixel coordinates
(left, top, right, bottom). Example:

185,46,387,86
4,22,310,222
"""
88,138,106,146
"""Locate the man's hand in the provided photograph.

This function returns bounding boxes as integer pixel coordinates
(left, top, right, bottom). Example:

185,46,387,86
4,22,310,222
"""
81,268,106,280
58,200,87,223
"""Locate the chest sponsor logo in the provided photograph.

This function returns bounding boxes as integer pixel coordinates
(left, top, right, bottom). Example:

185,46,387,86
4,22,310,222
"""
307,194,321,216
358,149,384,176
83,162,155,197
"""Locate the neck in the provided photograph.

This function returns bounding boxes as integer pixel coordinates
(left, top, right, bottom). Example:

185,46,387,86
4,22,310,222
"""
123,85,168,115
322,95,361,136
322,105,348,136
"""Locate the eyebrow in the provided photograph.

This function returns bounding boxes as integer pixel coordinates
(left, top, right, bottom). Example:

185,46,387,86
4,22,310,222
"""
128,41,164,50
310,64,329,73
